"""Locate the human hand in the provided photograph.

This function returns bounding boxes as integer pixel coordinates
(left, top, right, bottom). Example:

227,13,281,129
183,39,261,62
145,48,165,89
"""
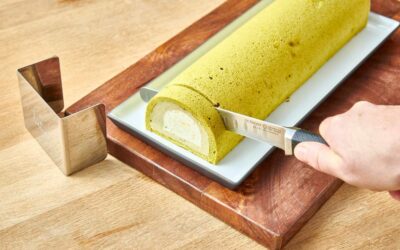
294,101,400,200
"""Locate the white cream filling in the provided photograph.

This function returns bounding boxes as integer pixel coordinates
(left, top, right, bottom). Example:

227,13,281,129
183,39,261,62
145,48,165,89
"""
163,109,202,147
150,102,209,156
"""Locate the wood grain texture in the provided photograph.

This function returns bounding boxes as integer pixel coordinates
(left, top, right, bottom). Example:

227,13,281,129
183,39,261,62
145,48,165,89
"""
65,0,400,249
1,0,400,249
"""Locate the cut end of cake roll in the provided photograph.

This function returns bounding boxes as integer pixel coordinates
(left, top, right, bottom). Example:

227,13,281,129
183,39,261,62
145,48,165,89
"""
145,85,242,164
149,101,210,156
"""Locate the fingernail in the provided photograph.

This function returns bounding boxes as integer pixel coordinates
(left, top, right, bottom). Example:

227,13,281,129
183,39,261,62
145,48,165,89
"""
389,190,400,201
294,144,308,161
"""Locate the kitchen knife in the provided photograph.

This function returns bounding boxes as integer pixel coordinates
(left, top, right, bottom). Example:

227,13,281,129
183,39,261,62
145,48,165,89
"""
140,87,327,155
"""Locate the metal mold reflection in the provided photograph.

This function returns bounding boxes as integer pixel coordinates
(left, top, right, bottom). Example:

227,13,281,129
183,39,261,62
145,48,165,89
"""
17,57,107,175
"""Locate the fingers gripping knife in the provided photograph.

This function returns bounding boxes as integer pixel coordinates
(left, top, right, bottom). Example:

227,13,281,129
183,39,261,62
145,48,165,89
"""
140,87,327,155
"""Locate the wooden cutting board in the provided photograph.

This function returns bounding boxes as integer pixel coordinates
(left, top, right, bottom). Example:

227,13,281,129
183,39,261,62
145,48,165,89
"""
65,0,400,249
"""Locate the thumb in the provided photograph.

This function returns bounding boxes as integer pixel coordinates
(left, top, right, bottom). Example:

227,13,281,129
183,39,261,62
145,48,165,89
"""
294,142,343,177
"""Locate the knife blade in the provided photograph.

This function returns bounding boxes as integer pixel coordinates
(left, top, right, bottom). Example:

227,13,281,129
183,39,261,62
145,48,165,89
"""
139,87,327,155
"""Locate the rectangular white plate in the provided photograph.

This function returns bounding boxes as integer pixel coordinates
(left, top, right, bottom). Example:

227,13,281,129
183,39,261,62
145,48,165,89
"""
109,0,399,189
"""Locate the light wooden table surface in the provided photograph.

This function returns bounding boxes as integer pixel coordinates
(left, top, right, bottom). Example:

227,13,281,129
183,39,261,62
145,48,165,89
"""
0,1,399,249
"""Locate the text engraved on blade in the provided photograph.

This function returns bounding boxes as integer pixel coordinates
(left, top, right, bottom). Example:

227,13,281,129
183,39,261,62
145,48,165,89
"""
244,119,282,135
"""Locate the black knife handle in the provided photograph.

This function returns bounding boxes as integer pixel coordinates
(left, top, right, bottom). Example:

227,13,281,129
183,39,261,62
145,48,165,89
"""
286,128,327,155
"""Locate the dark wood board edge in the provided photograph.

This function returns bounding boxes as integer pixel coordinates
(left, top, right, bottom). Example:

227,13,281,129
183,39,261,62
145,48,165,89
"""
108,126,282,249
281,179,343,246
200,190,283,249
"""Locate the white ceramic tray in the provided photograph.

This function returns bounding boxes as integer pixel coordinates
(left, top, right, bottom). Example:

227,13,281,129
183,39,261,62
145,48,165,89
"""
109,1,399,189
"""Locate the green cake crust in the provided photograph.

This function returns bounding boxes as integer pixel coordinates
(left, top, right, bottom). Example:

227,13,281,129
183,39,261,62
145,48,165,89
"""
146,0,370,164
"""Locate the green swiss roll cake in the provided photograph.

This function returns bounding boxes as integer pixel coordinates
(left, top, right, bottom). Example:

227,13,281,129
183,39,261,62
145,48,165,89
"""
146,0,370,164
